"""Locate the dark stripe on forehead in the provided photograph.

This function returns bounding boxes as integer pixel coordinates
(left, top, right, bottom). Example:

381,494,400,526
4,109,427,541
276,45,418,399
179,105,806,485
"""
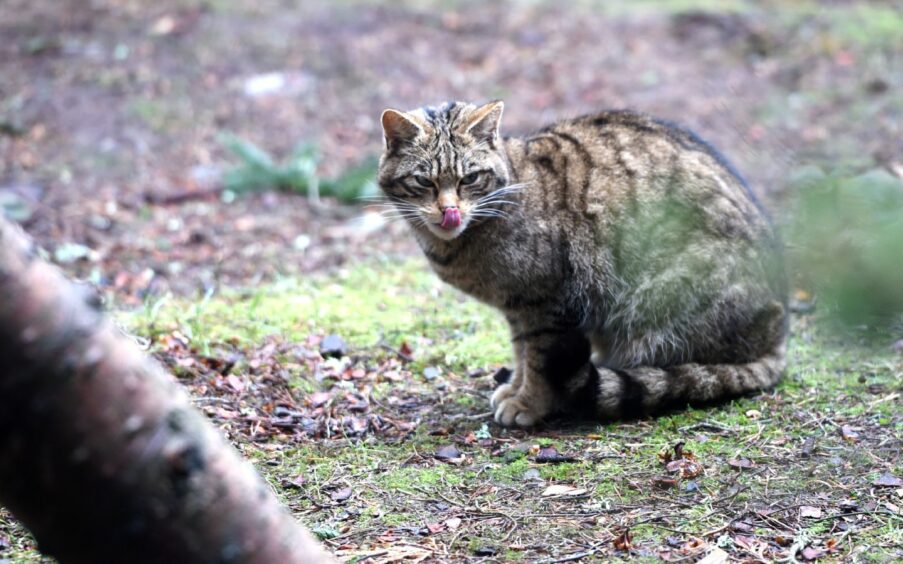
451,103,469,128
445,101,459,119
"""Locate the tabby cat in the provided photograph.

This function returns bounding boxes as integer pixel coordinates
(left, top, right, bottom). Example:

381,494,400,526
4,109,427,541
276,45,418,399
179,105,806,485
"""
377,101,787,427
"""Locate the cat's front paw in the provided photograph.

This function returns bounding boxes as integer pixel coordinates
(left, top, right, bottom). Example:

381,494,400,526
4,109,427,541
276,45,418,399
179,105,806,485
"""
490,382,517,409
494,393,550,427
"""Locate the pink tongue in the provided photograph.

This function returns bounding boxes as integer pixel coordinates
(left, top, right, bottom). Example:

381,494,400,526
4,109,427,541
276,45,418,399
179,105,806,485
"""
441,208,461,229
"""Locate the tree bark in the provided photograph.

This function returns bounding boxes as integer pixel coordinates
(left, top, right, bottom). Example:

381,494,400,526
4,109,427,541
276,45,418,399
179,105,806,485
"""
0,217,332,563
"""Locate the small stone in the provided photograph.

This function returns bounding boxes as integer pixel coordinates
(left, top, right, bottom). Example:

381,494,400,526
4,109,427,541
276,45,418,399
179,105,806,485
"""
330,487,353,502
522,468,542,480
435,445,462,461
874,472,903,487
473,546,497,557
800,436,816,458
534,446,577,463
319,334,347,359
423,366,441,381
839,500,859,512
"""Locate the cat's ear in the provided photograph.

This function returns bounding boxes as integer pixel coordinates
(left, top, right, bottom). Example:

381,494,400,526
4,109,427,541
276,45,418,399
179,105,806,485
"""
381,109,423,151
462,100,504,143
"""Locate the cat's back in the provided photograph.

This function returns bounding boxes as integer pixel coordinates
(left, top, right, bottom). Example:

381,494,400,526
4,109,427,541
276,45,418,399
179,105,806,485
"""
508,109,771,239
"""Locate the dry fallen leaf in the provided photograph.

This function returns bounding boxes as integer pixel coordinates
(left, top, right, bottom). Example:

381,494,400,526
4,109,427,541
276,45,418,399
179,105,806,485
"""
541,484,587,497
727,457,756,470
666,457,704,478
613,529,632,551
330,487,353,502
307,391,331,407
840,425,860,443
682,537,707,552
659,442,703,479
652,476,679,489
800,505,823,518
801,546,825,561
697,546,728,564
445,517,462,531
226,374,245,393
774,535,793,547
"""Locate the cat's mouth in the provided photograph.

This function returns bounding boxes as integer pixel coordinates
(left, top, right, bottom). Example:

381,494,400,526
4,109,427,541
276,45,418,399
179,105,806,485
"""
440,208,461,230
426,210,468,240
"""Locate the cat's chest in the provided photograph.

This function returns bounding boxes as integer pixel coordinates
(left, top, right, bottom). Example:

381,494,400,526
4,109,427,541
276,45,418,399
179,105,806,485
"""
421,225,565,307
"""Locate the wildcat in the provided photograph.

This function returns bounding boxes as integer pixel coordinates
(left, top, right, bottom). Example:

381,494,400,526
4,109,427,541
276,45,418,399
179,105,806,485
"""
377,101,787,427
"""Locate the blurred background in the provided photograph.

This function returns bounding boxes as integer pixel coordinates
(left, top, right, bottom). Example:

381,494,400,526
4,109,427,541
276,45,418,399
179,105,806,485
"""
1,0,901,325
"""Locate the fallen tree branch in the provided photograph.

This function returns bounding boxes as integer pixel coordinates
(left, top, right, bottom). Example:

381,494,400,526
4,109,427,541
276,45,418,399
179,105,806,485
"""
0,217,332,563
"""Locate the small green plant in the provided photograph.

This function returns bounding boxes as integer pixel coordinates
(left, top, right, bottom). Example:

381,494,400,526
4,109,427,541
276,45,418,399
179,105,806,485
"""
220,134,379,203
785,166,903,331
311,525,340,541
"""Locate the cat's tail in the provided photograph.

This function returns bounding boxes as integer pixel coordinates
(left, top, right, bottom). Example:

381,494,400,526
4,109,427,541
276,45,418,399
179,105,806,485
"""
590,345,785,419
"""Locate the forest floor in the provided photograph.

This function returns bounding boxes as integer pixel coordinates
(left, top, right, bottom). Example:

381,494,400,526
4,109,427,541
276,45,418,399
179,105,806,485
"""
1,0,901,562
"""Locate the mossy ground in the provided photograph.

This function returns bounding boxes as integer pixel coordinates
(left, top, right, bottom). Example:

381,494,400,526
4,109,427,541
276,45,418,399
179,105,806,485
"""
126,261,903,560
2,267,901,562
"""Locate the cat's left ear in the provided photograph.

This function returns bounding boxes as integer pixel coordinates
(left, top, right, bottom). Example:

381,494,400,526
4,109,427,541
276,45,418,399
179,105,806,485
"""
381,109,425,152
462,100,504,143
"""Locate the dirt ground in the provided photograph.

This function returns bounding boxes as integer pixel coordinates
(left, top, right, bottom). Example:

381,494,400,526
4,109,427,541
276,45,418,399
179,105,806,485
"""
1,0,901,562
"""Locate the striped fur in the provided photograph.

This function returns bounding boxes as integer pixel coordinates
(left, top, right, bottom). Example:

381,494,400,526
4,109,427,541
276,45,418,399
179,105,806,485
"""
378,101,788,426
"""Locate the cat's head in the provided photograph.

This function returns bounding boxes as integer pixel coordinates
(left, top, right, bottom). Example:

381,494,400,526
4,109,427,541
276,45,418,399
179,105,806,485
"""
377,101,512,241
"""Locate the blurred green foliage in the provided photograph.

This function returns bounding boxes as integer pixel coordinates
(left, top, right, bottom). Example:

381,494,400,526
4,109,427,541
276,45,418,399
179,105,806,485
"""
220,134,379,202
0,192,31,222
785,166,903,330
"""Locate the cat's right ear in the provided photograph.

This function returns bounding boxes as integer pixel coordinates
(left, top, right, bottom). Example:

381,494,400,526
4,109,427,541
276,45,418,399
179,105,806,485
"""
381,109,422,152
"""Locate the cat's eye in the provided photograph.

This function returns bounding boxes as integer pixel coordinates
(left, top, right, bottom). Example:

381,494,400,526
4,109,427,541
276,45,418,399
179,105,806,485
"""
460,172,481,185
413,175,434,188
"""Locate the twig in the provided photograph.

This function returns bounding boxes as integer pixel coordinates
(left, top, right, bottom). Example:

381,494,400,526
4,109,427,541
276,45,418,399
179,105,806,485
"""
144,186,222,205
678,421,737,434
446,411,493,422
542,538,612,563
811,510,902,523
